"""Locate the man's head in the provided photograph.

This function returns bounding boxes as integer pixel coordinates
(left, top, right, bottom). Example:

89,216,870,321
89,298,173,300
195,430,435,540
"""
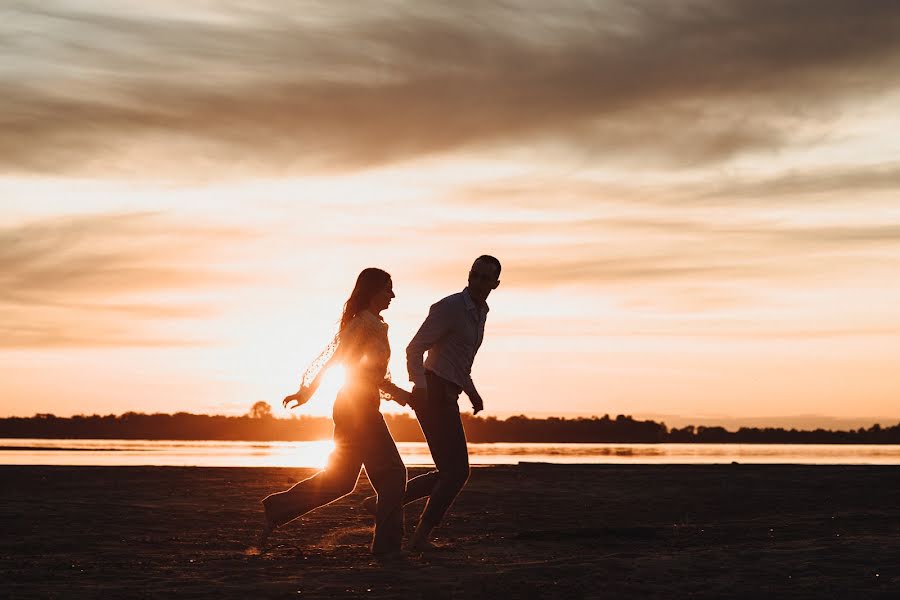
468,255,501,304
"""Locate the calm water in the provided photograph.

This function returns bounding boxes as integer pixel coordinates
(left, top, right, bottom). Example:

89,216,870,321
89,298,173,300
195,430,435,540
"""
2,439,900,467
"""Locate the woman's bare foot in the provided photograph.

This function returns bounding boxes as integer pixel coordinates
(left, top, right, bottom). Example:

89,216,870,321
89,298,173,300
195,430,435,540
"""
407,537,438,551
361,495,377,516
256,522,275,549
372,549,407,563
256,501,278,549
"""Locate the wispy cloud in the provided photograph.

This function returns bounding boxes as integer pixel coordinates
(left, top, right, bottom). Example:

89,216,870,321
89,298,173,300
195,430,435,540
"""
444,161,900,211
4,1,900,176
0,212,252,348
695,163,900,203
397,210,900,292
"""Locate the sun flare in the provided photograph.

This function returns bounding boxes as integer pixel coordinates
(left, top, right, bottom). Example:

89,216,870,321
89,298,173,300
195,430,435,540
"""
288,440,335,470
297,364,347,418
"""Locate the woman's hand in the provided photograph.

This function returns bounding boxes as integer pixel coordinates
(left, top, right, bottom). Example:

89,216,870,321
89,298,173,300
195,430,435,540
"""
283,387,311,410
282,393,299,409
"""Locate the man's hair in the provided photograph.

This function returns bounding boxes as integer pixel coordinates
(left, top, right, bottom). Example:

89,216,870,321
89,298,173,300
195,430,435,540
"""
473,255,501,278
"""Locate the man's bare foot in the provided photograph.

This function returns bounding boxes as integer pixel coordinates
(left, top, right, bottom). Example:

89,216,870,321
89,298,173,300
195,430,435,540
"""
407,520,438,551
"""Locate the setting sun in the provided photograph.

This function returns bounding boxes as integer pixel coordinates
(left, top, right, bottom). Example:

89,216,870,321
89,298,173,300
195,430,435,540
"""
2,0,900,431
296,365,348,419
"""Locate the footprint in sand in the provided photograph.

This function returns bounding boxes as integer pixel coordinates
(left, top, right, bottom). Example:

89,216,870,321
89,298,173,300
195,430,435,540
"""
318,526,371,551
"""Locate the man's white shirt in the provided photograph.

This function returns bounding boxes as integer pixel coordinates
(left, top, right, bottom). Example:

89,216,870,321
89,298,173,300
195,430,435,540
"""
406,288,488,399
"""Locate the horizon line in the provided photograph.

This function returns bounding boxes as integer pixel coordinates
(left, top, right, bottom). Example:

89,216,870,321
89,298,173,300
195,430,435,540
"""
4,411,900,430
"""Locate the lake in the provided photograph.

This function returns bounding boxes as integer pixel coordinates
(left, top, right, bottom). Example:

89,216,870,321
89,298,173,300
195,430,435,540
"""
3,439,900,467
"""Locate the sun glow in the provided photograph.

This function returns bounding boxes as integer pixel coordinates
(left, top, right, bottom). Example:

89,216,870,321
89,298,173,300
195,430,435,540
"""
276,440,336,470
296,364,347,418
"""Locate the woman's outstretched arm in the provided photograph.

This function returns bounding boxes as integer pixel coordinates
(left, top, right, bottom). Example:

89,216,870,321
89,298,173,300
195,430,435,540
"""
283,317,367,409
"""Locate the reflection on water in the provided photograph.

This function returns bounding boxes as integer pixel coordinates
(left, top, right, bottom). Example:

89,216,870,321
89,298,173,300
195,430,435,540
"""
3,439,900,467
0,439,335,468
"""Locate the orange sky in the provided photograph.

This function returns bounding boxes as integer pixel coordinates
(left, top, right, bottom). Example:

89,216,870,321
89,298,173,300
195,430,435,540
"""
3,1,900,427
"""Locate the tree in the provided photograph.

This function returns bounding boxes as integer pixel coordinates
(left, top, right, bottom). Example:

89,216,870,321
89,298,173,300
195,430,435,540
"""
249,401,273,419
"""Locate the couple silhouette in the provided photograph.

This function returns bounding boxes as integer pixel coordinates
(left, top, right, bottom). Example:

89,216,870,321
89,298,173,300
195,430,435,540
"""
258,255,501,556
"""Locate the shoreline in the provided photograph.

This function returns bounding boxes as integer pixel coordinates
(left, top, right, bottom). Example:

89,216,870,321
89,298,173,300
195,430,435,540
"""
5,440,900,469
5,438,900,444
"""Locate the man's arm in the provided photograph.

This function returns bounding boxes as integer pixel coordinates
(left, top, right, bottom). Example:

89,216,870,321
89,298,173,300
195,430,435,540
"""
406,299,453,390
461,375,483,415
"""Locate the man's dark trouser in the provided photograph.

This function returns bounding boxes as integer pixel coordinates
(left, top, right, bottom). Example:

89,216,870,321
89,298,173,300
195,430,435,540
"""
404,370,471,527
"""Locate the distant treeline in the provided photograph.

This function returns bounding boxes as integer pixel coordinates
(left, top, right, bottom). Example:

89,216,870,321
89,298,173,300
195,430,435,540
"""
2,411,900,443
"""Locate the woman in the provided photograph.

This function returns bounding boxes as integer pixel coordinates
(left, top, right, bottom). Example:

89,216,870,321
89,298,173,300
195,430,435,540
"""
259,268,410,555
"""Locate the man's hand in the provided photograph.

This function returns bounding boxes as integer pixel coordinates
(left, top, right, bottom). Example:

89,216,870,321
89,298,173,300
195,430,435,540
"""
409,386,428,410
393,391,409,407
470,391,484,415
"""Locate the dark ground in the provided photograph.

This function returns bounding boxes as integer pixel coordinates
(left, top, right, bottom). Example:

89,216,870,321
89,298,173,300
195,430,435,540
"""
2,464,899,599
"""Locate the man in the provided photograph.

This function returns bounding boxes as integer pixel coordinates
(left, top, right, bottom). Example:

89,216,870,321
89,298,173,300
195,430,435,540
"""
362,255,501,549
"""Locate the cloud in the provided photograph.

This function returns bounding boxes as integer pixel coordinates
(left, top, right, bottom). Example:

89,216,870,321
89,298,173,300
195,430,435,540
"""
443,161,900,212
0,212,252,348
3,1,900,176
695,163,900,203
399,212,900,294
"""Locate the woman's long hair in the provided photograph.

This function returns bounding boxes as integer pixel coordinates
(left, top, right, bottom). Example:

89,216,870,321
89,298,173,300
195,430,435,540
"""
292,267,404,405
340,268,391,332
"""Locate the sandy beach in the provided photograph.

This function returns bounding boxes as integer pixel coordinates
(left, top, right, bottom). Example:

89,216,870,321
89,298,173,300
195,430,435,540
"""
2,464,899,599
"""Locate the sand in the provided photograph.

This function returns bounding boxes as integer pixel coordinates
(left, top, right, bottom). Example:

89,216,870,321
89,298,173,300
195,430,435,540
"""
2,464,899,599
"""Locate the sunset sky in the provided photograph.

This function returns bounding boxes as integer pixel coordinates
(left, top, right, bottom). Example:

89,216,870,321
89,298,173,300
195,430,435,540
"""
3,1,900,427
